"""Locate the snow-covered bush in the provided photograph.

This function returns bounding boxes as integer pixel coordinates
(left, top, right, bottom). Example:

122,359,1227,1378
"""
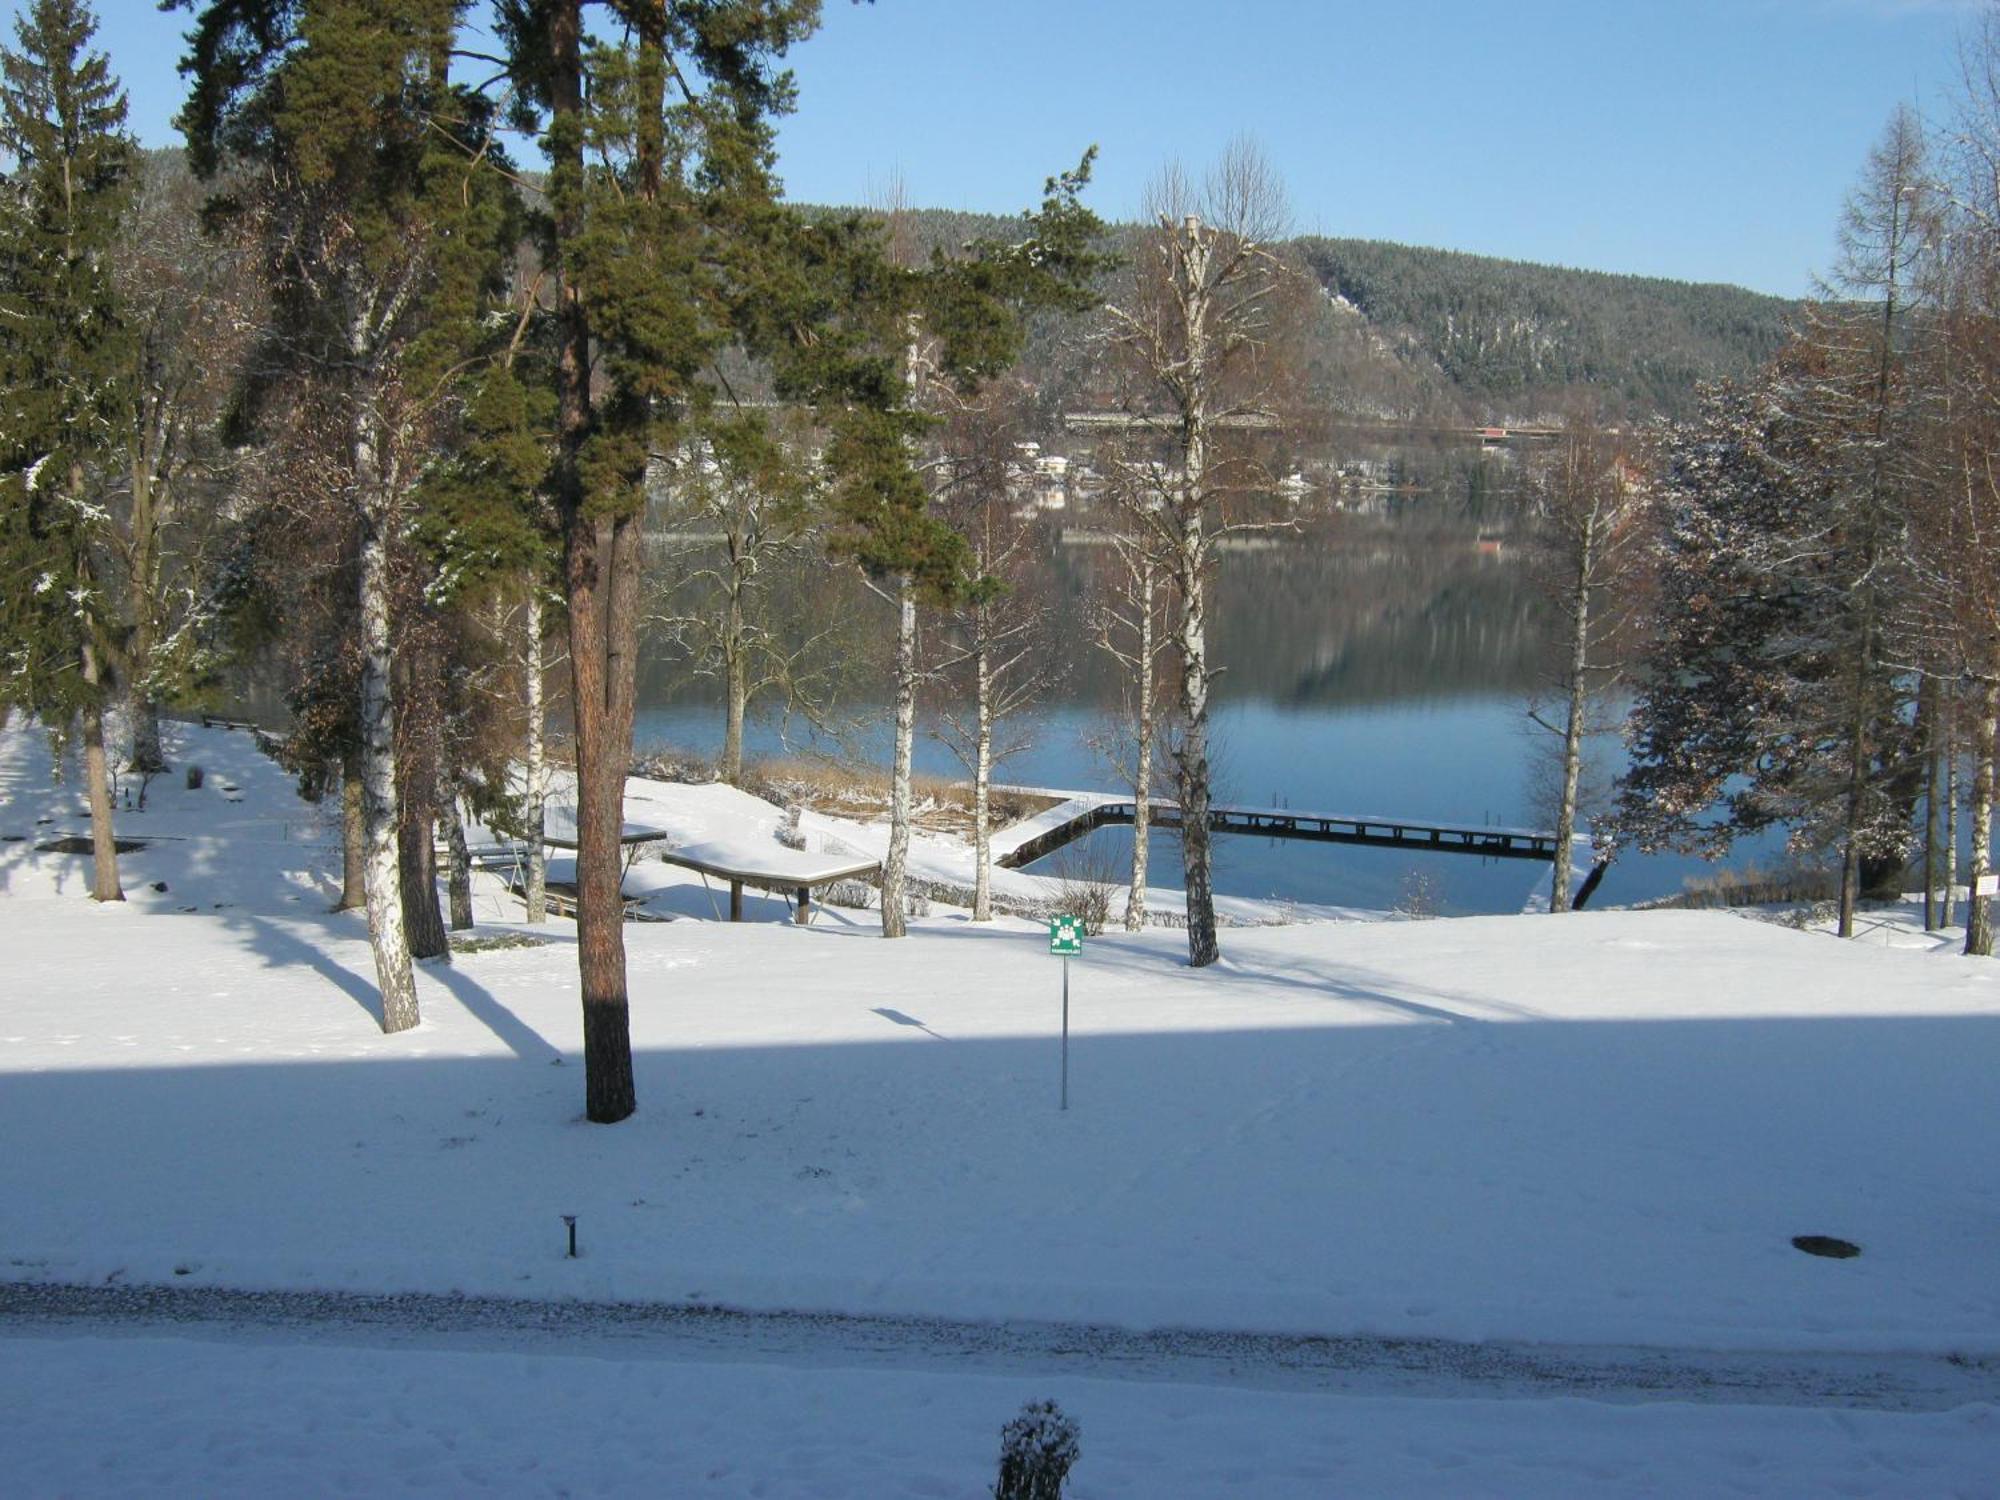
993,1399,1079,1500
774,806,806,851
822,880,873,910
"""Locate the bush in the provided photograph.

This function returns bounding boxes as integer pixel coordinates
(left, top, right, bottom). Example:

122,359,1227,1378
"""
774,805,806,851
1042,846,1118,935
184,764,204,791
994,1400,1080,1500
822,879,874,909
1666,860,1839,911
1395,867,1441,919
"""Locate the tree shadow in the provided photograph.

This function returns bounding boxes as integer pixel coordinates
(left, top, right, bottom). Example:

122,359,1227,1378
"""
235,910,384,1028
871,1006,948,1040
426,953,563,1063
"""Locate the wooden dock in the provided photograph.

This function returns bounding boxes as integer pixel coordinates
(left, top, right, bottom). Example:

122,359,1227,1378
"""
995,789,1559,870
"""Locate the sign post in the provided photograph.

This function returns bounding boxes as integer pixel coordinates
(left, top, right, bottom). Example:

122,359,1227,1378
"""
1049,915,1083,1110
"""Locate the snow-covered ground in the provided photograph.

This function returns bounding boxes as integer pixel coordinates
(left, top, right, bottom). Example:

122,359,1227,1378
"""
1,719,1994,1494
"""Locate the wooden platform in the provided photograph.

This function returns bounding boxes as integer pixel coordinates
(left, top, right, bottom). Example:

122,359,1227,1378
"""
996,791,1559,869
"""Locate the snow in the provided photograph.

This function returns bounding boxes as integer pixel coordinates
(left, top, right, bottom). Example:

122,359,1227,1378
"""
1,719,1994,1493
3,1335,1992,1498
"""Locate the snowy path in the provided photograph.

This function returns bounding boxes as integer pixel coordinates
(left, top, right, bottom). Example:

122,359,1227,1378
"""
4,1280,1992,1415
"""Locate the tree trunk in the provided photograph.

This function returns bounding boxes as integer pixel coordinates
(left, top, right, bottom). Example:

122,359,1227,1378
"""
721,563,747,786
972,636,992,923
355,399,419,1034
393,642,449,960
1550,542,1592,913
1124,557,1154,933
1176,535,1218,967
126,447,165,776
1946,694,1960,928
444,785,473,931
129,698,164,780
881,573,917,938
565,512,642,1119
1965,678,1996,958
523,585,548,925
78,635,124,904
396,726,448,962
338,752,366,912
1836,599,1879,939
1923,678,1941,932
553,0,635,1122
1174,217,1219,968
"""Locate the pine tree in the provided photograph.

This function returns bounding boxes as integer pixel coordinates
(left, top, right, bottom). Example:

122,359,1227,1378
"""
0,0,135,903
511,0,820,1121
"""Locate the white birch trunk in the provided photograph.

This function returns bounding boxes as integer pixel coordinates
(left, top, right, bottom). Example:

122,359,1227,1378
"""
722,538,748,786
523,586,548,924
1177,222,1220,966
881,573,916,938
1124,556,1155,932
355,395,419,1032
1177,528,1219,966
79,634,124,904
1965,679,1996,958
972,635,992,922
1550,533,1593,913
1946,700,1960,928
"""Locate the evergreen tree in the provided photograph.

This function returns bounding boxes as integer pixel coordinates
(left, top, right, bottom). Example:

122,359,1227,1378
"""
503,0,820,1121
0,0,135,903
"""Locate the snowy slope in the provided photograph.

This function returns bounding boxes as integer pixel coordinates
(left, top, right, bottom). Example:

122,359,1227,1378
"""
2,719,1995,1493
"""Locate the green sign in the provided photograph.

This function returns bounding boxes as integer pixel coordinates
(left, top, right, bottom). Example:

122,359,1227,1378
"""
1049,915,1084,956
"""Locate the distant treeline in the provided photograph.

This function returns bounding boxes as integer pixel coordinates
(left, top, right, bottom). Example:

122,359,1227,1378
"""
820,201,1796,425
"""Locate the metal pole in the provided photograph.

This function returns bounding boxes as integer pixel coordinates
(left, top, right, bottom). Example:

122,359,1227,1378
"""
1061,954,1069,1112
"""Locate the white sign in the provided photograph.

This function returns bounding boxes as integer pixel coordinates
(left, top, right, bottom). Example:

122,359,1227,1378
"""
1976,874,1999,898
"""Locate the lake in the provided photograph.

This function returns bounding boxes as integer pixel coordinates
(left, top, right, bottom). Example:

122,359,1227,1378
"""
635,507,1767,915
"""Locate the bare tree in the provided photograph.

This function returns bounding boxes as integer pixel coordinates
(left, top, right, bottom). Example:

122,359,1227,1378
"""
1100,140,1305,965
1091,528,1172,930
1523,411,1650,911
649,413,842,786
105,152,259,777
932,386,1062,921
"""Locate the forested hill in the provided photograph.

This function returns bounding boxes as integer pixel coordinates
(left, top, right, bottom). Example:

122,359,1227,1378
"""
1296,237,1796,421
863,204,1796,424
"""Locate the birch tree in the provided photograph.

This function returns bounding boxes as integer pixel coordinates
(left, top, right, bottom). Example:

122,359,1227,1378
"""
177,0,515,1027
1092,521,1172,930
1101,142,1302,966
1522,412,1649,911
806,158,1105,940
932,385,1061,922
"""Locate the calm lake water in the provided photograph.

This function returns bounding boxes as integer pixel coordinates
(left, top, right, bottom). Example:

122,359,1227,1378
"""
635,509,1764,915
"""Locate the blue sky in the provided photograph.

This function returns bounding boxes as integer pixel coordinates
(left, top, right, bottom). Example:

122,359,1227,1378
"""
26,0,1988,296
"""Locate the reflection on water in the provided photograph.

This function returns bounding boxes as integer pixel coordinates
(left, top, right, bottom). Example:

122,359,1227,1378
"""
634,507,1777,914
